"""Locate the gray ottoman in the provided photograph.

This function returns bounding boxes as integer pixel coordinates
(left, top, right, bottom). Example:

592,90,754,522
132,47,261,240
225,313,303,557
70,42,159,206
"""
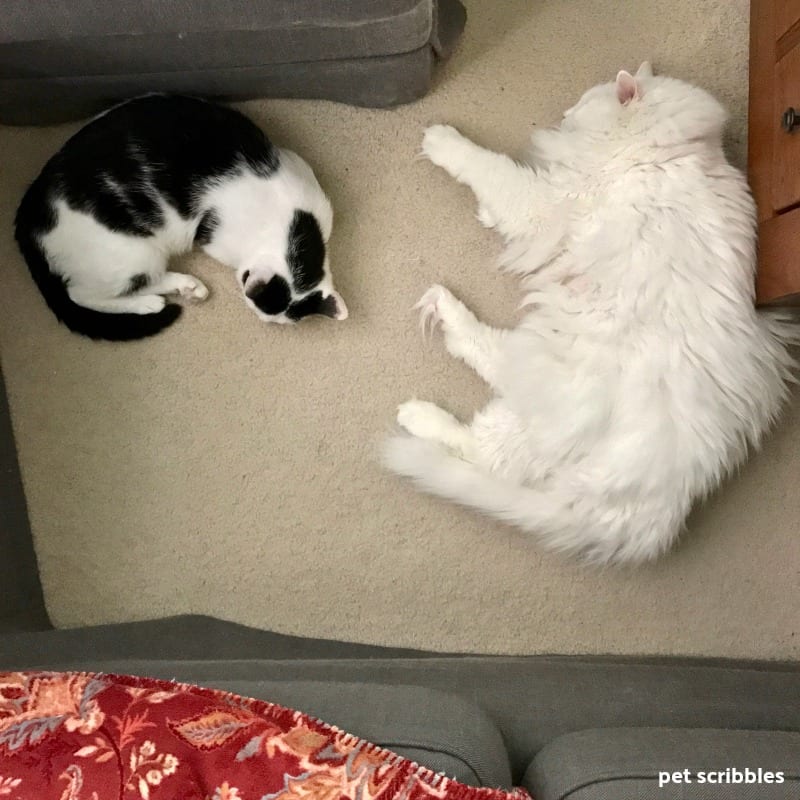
0,0,467,124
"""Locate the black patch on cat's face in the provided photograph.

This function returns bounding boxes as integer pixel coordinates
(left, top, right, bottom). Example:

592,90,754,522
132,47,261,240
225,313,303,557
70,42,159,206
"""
286,291,339,321
194,208,219,246
287,210,325,293
247,275,291,315
125,273,149,294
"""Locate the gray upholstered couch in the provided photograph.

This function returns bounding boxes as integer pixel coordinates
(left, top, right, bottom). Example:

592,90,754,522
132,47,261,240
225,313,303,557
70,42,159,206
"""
1,0,467,124
2,364,800,799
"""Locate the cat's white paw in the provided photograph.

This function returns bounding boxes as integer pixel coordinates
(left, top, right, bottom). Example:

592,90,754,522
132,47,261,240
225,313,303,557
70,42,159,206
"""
414,284,462,336
476,205,497,229
174,275,209,302
135,295,167,314
421,125,465,170
182,277,209,302
414,283,447,334
397,399,453,440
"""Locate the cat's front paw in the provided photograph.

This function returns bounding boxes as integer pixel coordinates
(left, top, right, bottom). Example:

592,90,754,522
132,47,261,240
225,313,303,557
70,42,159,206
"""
421,125,466,171
177,275,209,302
414,283,450,336
414,283,469,338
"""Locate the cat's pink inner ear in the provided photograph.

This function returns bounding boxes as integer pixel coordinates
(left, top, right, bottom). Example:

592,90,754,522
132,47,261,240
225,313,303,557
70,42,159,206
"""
616,70,639,105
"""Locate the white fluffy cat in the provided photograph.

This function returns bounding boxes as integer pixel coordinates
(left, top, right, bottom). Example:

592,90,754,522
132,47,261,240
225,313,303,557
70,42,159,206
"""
383,63,797,565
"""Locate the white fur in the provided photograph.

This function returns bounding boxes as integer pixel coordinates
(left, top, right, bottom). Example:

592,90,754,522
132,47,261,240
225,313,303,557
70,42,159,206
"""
384,65,798,565
41,147,343,321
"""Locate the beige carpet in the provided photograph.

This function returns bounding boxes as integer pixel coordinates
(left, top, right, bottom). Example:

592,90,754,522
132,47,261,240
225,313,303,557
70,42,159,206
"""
2,0,799,659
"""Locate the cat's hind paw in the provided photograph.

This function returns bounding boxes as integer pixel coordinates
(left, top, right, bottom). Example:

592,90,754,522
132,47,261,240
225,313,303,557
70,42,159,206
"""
134,295,167,314
396,399,476,458
397,399,452,439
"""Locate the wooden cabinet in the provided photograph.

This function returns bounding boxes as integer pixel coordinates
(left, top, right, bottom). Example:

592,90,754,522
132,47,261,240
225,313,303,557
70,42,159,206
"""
750,0,800,304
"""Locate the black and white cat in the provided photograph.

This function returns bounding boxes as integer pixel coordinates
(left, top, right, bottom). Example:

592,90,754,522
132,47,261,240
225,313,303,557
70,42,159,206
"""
14,94,348,341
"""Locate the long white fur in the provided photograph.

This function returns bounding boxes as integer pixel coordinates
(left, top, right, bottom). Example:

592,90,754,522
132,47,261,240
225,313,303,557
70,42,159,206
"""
383,63,798,565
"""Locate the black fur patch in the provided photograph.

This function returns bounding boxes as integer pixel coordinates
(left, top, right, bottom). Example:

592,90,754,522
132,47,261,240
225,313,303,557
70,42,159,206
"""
14,94,281,339
194,208,219,246
287,210,325,293
18,94,280,241
247,275,291,315
15,174,57,237
286,291,338,320
126,273,149,294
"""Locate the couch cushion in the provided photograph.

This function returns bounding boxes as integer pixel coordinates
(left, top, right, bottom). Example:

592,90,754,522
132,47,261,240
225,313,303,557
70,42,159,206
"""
524,728,800,799
0,0,467,122
1,1,442,77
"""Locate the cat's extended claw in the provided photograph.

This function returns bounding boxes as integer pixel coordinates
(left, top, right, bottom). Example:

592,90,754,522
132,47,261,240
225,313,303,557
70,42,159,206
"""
414,284,450,338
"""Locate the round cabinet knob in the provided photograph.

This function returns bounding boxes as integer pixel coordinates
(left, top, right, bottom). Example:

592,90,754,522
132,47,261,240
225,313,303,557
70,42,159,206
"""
782,107,800,133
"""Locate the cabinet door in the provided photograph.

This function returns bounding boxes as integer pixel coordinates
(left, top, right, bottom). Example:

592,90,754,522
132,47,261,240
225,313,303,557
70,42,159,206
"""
750,0,800,304
773,43,800,211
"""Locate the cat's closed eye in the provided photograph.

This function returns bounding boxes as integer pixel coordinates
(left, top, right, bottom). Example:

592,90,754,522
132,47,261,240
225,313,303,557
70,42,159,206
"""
242,270,250,283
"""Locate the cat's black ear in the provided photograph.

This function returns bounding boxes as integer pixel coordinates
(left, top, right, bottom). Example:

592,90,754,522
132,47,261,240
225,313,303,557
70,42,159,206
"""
326,289,348,320
286,290,348,321
246,275,291,315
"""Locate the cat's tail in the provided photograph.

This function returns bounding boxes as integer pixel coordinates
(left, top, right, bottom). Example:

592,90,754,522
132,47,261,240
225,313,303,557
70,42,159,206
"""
382,435,672,565
13,224,181,342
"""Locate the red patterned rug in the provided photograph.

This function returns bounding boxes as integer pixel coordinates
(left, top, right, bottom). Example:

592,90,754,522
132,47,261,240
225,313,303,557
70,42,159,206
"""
0,671,532,800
